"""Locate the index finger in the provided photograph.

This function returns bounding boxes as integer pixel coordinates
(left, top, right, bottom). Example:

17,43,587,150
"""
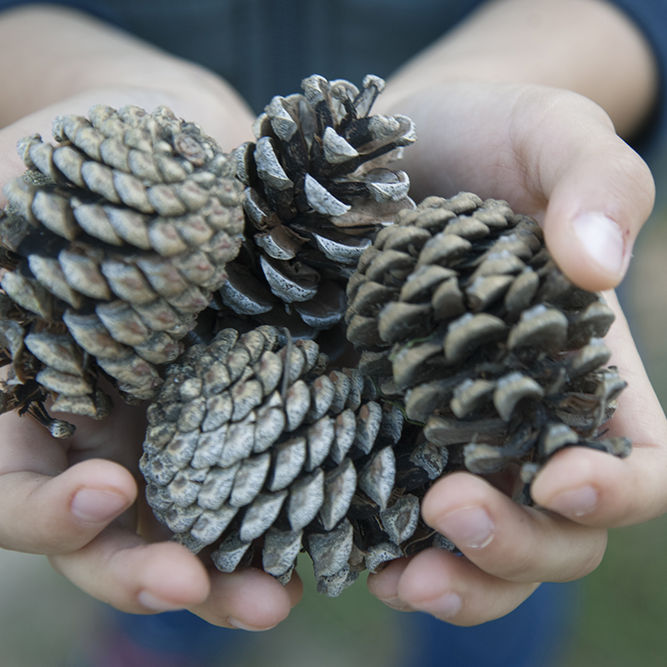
531,291,667,526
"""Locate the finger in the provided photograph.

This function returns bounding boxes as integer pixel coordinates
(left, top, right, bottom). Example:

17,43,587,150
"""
374,548,539,626
517,91,656,291
543,136,654,290
532,292,667,526
420,472,607,583
367,558,415,612
532,446,667,528
0,458,136,553
49,528,210,614
64,395,148,472
191,569,303,631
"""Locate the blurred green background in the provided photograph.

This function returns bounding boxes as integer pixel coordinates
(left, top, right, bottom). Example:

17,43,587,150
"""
1,211,666,667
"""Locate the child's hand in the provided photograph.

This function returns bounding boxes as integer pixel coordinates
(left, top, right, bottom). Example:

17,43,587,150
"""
367,81,667,624
369,290,667,624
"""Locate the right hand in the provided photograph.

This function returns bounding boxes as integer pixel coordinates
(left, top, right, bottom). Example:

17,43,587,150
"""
0,392,302,629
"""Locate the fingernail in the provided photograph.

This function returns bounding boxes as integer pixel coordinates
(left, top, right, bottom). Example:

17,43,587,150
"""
137,590,183,612
572,212,626,278
435,506,494,549
378,597,412,612
71,488,128,522
227,617,275,632
548,485,598,518
418,592,462,620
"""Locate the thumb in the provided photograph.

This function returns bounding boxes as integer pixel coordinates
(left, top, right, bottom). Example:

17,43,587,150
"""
538,113,655,291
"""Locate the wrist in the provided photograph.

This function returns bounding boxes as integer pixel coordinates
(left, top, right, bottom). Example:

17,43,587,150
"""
0,6,254,148
0,82,253,205
380,0,658,138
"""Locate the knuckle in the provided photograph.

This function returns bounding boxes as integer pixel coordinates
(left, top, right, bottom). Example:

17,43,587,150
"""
564,529,608,581
494,547,538,582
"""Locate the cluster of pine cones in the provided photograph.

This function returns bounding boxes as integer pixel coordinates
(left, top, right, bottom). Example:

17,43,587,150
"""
0,75,629,596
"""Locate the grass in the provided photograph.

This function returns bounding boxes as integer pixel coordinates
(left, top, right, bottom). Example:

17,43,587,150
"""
562,211,667,666
564,517,667,666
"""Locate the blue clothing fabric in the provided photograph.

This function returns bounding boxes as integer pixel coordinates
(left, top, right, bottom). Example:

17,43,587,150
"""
401,582,579,667
0,0,665,148
610,1,667,152
0,0,483,113
107,582,577,667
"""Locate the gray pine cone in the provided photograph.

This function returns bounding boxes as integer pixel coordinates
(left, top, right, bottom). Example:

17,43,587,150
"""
140,324,438,596
0,105,244,431
220,74,416,333
346,193,630,485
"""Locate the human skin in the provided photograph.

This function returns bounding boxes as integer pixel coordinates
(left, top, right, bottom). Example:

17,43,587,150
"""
0,0,665,630
368,0,667,624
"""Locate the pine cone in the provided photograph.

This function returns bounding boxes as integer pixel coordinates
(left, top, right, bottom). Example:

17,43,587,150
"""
0,105,244,431
140,324,442,596
346,193,630,484
219,74,416,334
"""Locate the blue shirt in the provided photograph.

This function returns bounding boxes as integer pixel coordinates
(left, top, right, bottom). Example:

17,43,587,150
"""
1,0,665,160
610,1,667,167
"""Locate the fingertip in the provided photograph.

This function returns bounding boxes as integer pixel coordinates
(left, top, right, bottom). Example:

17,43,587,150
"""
137,542,211,608
542,140,654,292
198,568,295,630
531,444,667,527
367,558,409,600
69,487,133,523
396,550,467,622
0,458,139,553
66,457,137,488
543,212,628,291
64,460,137,527
530,446,624,524
66,458,138,504
530,446,603,509
420,472,489,529
396,549,454,606
232,569,294,628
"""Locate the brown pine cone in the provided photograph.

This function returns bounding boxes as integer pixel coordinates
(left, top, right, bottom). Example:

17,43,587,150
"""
346,193,630,485
219,74,416,334
0,105,244,432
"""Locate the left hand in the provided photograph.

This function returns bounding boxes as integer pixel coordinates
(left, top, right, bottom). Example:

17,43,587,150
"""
369,291,667,624
367,83,667,625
